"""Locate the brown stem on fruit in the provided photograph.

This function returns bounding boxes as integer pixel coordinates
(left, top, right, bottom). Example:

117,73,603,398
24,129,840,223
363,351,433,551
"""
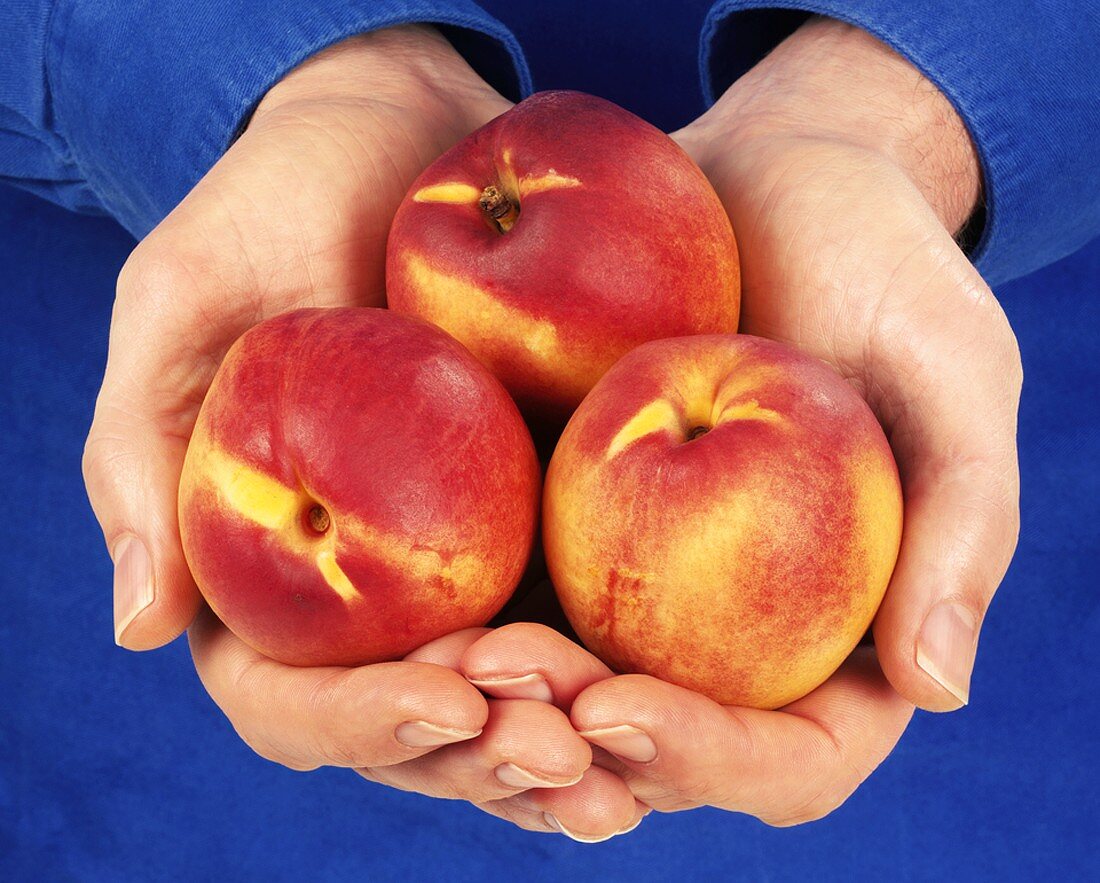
307,504,331,533
687,426,710,441
480,185,519,233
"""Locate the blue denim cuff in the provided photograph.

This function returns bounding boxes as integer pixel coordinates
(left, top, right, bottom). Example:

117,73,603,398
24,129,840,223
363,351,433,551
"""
700,1,1100,286
47,0,531,237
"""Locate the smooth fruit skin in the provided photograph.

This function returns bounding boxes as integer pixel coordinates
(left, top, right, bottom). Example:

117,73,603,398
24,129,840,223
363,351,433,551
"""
386,90,740,423
179,308,540,667
543,335,903,709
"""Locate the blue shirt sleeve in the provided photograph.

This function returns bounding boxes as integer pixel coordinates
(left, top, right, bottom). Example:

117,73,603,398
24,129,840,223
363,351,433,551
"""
698,2,1100,286
0,1,531,239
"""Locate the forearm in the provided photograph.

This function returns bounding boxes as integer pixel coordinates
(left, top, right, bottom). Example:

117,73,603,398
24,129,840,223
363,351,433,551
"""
690,17,980,234
698,2,1100,284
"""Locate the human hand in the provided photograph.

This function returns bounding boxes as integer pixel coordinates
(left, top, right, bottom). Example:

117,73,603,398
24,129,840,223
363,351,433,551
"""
534,17,1021,826
80,26,645,835
461,624,909,826
190,613,646,839
678,16,1021,712
84,24,510,649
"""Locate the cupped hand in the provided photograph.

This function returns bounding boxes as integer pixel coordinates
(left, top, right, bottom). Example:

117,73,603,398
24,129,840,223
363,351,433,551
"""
190,616,645,839
460,622,909,827
527,17,1021,826
80,26,640,835
84,24,510,650
678,17,1022,713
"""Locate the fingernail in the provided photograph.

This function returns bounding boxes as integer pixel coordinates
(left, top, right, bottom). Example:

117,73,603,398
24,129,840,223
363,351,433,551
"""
619,815,645,835
917,601,979,705
495,763,582,790
544,813,616,844
394,721,482,748
112,534,154,647
468,673,553,703
577,725,658,763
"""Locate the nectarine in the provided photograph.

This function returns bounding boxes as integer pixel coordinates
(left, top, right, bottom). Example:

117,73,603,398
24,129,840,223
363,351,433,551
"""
386,91,740,423
179,308,540,667
543,334,902,708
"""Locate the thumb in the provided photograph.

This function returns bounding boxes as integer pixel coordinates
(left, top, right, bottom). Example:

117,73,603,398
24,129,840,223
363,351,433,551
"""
83,266,204,650
870,266,1022,711
875,457,1020,711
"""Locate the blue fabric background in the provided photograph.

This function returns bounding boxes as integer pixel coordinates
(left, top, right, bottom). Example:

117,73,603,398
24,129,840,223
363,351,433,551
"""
2,1,1098,879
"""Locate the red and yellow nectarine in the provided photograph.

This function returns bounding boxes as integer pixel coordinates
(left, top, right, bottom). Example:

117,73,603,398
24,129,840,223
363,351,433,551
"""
179,308,540,667
543,334,902,709
386,91,741,423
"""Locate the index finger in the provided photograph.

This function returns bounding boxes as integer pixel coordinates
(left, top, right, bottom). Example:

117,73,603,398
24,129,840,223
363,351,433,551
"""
189,609,489,771
460,622,614,710
571,647,914,825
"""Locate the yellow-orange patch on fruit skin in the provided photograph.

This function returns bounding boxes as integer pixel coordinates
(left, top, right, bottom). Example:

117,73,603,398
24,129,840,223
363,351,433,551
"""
200,447,302,530
339,526,481,588
606,399,680,458
847,444,905,600
400,253,560,359
604,393,784,461
517,170,581,198
713,363,786,404
185,444,486,605
412,182,482,204
185,445,364,602
715,399,782,425
315,549,359,602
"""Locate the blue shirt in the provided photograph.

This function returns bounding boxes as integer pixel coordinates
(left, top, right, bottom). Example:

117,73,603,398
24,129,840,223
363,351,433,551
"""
1,0,1098,286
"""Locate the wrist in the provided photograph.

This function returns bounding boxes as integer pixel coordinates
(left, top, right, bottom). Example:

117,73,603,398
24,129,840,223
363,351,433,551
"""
694,17,980,233
251,25,507,139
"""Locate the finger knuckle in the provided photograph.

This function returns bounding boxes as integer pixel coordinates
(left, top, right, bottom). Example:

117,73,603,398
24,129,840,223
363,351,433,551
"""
372,762,479,803
685,775,739,809
82,411,140,472
305,679,372,766
116,246,195,319
80,421,145,534
432,774,481,802
999,498,1022,563
493,621,560,646
312,735,373,769
1005,342,1024,398
948,483,1021,593
870,271,1022,408
760,731,868,827
971,287,1024,395
217,702,315,772
571,673,661,729
765,784,853,828
241,732,318,772
80,430,105,491
964,284,1025,401
216,662,327,771
304,670,403,767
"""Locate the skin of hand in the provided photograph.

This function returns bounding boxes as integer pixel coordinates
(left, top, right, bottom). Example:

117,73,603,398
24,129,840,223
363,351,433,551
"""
459,17,1022,827
81,26,643,840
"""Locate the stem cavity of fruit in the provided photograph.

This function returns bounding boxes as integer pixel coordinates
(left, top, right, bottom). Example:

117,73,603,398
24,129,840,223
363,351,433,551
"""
480,185,519,233
687,425,710,441
307,504,331,534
